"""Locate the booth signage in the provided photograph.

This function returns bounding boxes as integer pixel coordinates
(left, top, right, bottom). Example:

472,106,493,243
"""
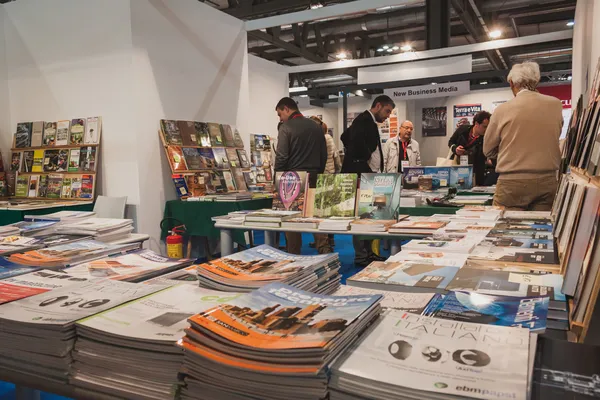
384,81,470,101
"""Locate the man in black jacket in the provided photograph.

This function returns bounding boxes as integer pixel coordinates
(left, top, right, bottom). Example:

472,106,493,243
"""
448,111,493,186
341,95,395,267
274,97,329,255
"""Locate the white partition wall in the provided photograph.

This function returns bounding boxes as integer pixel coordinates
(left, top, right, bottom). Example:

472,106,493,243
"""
0,0,251,250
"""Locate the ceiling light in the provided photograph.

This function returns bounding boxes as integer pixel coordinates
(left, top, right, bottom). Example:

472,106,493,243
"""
566,21,575,27
377,48,385,52
431,82,437,85
392,46,400,51
310,2,323,9
488,30,502,39
480,81,488,85
400,44,413,52
382,45,389,50
289,86,308,93
386,49,393,52
568,76,573,81
299,94,309,97
336,52,347,59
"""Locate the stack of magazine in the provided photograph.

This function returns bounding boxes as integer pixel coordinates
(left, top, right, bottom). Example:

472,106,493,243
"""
7,240,139,268
62,249,193,282
143,265,198,285
0,235,44,256
329,311,535,400
55,218,134,242
0,257,40,279
0,279,164,383
24,210,96,222
10,220,58,236
387,217,447,236
72,285,241,399
0,225,20,236
0,270,90,305
333,285,435,314
195,244,342,293
243,209,302,228
177,283,382,400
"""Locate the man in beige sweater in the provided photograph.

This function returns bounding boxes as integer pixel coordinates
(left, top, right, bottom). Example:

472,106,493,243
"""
483,61,563,211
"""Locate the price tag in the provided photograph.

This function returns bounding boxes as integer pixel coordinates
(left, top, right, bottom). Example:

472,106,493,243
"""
360,189,373,202
199,177,205,184
460,156,469,166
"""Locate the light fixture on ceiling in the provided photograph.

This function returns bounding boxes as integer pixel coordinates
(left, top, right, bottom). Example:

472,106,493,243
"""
299,94,309,97
377,48,385,52
310,2,323,9
568,75,573,81
382,45,389,50
356,90,364,97
336,51,348,60
289,86,308,93
480,81,488,85
566,21,575,27
386,48,393,53
392,45,400,51
431,82,437,85
488,30,502,39
400,44,413,52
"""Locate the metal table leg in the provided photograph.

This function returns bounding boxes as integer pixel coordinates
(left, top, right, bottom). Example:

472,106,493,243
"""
264,231,277,247
220,229,234,256
390,239,402,255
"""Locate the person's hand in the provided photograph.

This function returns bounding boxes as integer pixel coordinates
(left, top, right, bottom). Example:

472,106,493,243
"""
486,158,493,166
455,145,466,156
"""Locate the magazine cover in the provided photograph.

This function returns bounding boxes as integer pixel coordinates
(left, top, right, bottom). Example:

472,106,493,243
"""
446,268,565,301
143,265,198,285
63,250,191,282
334,285,434,313
387,251,468,268
272,171,308,213
449,166,474,189
313,173,358,218
43,122,57,146
333,311,530,400
357,173,402,220
220,124,236,147
0,279,165,325
233,128,244,148
187,282,381,349
426,291,549,332
470,244,558,265
487,229,553,240
212,148,230,169
348,260,460,290
494,221,553,232
403,167,450,189
484,237,554,251
532,337,600,400
160,119,182,145
207,123,223,146
69,118,85,145
197,244,336,283
167,146,188,172
182,148,203,170
0,257,39,280
78,285,241,341
0,270,89,305
8,240,128,266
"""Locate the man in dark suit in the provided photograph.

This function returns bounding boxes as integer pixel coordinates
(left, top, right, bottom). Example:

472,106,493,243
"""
341,95,395,267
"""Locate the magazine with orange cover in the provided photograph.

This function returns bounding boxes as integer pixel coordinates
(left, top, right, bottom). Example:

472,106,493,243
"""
186,282,381,350
166,145,188,172
196,245,336,282
8,240,127,266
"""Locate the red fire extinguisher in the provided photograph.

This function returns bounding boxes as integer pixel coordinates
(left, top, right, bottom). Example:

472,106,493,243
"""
166,225,185,258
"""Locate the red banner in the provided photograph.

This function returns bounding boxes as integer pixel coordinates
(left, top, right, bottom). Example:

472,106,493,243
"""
538,84,571,109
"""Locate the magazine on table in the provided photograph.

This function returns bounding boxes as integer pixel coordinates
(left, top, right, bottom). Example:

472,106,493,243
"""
0,269,90,305
386,251,468,268
143,265,198,285
333,285,435,314
332,310,531,400
0,257,39,280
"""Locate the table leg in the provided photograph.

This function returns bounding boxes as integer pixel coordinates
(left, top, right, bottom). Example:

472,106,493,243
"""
264,231,277,247
390,239,402,255
15,386,40,400
220,229,234,256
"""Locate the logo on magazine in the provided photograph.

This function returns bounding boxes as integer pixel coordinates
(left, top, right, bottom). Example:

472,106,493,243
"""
452,349,490,367
434,382,448,389
422,346,449,363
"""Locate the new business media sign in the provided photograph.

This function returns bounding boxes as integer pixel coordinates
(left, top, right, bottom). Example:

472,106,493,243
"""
384,81,470,101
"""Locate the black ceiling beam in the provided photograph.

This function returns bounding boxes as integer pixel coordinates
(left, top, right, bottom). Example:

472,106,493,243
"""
247,30,327,63
226,0,355,19
426,0,450,49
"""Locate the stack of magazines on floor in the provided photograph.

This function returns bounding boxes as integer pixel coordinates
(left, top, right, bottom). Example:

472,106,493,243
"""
0,279,164,383
177,283,383,400
195,244,341,294
346,206,570,338
55,218,135,242
71,285,240,400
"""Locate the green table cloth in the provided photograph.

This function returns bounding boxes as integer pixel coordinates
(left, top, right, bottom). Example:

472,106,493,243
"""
0,203,95,226
161,198,273,244
398,205,460,217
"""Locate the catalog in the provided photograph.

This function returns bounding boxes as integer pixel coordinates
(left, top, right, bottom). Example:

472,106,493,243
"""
357,173,402,220
333,311,530,400
348,260,461,291
425,291,549,332
187,282,381,349
272,171,308,213
0,279,166,325
78,285,242,341
334,285,434,314
63,250,192,282
0,269,89,304
313,173,358,218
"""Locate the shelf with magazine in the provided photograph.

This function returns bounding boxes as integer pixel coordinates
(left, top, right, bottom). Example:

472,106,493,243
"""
8,118,101,202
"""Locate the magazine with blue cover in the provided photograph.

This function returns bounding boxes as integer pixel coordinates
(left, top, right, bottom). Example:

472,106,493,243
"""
10,220,58,232
427,291,549,332
449,166,473,189
357,173,402,220
0,257,39,279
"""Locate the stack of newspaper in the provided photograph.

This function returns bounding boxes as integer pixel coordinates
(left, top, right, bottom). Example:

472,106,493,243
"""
0,279,165,383
329,311,535,400
243,209,302,228
0,235,44,256
72,285,241,399
195,244,342,293
63,249,193,282
7,240,139,268
24,210,96,222
178,283,382,400
0,269,90,305
318,217,356,231
55,218,135,242
0,225,21,236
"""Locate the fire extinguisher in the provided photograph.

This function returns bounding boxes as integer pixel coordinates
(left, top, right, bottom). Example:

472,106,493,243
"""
161,218,186,258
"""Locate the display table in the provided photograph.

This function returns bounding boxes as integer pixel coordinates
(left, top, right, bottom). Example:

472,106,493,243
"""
397,205,460,217
0,201,95,226
161,198,273,245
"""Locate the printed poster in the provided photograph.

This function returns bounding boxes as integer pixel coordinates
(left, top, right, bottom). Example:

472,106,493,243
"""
422,107,447,137
453,104,482,130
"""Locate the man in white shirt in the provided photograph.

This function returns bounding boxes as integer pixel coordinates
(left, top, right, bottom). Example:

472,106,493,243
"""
383,120,421,172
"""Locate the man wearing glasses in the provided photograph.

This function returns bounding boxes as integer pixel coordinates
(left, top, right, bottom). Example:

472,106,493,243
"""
383,120,421,172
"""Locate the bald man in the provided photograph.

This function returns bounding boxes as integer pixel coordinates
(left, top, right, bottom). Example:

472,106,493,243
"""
383,120,421,172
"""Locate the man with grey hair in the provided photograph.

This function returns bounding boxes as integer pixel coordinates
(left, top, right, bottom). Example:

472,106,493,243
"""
383,120,421,172
483,61,563,211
